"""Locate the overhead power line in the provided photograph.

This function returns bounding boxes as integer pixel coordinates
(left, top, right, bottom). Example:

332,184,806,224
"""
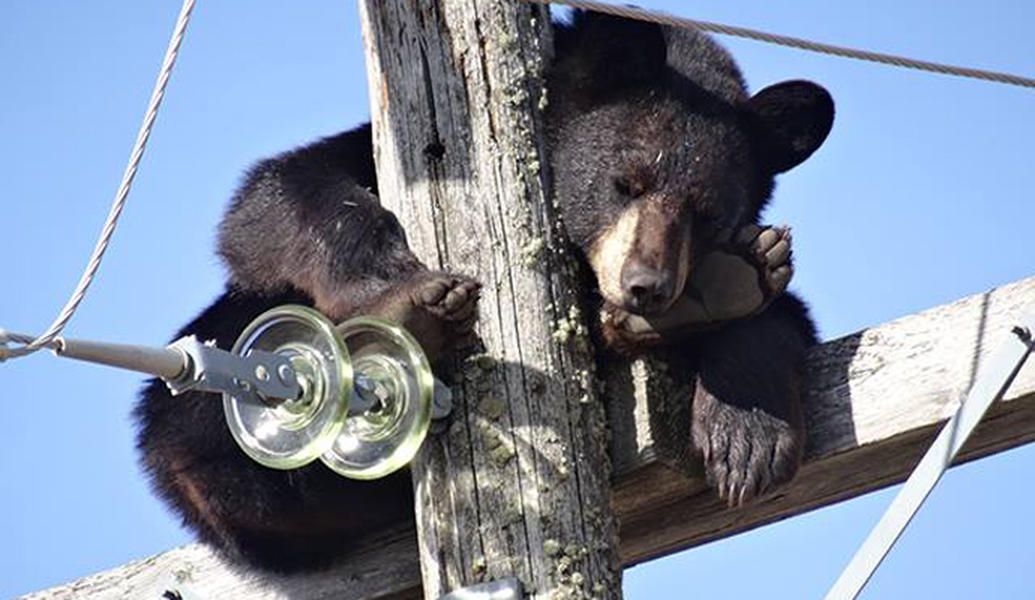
525,0,1035,89
5,0,1028,363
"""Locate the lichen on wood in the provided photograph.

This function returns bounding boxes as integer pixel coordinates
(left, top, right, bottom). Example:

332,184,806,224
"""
358,2,622,598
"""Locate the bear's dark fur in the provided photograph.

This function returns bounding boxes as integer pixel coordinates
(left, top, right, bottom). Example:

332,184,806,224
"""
135,12,833,572
547,13,832,506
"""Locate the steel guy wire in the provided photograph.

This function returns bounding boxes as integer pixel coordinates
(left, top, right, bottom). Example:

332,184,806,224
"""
0,0,197,362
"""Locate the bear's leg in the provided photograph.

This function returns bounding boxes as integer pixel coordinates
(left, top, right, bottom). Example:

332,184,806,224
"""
142,404,414,572
136,290,422,573
689,293,816,506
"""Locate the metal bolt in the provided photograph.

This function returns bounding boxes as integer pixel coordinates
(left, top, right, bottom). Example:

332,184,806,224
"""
254,364,269,382
431,378,453,420
277,364,296,385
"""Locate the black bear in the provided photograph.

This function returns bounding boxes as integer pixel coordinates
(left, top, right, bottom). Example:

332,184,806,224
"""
547,14,832,507
135,11,833,572
134,127,483,573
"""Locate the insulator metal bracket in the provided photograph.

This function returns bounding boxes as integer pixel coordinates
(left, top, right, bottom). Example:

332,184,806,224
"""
165,335,301,401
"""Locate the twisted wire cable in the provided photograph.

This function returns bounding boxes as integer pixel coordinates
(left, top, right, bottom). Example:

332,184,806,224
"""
1,0,197,361
526,0,1035,89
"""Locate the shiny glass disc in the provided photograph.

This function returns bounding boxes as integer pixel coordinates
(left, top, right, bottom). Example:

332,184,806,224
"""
223,305,351,469
320,317,434,479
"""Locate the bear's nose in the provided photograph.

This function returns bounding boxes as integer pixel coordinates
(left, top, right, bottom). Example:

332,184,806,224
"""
620,262,674,315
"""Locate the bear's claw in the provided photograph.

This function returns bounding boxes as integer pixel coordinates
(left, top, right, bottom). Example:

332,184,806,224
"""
692,383,801,507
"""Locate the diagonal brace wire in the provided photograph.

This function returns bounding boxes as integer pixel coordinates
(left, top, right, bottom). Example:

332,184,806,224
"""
825,316,1035,599
1,0,197,361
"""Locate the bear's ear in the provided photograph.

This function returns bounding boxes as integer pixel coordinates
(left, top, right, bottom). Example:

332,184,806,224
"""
552,11,668,101
747,80,834,174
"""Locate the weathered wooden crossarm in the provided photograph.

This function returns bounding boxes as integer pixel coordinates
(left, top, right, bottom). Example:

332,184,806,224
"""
21,276,1035,599
18,525,422,600
613,275,1035,565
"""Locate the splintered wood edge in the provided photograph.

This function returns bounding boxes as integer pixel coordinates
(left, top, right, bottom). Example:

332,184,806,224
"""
21,276,1035,599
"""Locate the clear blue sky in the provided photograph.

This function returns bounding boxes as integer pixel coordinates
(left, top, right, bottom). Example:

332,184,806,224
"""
2,2,1033,598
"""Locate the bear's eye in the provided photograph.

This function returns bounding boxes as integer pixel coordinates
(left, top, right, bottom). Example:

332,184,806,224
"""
613,176,645,199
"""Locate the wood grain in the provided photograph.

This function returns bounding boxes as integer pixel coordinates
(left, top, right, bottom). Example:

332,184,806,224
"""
358,1,621,598
612,276,1035,565
24,276,1035,599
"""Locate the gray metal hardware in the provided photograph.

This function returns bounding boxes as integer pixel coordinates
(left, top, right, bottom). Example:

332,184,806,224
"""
350,372,383,414
825,314,1035,600
53,336,187,380
439,578,524,600
52,334,301,404
157,571,205,600
46,332,453,421
432,378,453,420
166,335,301,401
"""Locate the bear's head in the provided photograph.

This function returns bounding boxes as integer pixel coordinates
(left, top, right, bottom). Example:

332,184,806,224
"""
547,13,834,316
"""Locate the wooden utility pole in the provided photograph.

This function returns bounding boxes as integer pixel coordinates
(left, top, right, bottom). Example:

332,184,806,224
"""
358,2,621,599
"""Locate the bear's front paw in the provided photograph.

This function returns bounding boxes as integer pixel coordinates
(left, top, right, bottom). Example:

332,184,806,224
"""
598,303,663,355
691,384,802,507
688,224,793,322
368,273,482,365
597,225,793,350
410,275,481,333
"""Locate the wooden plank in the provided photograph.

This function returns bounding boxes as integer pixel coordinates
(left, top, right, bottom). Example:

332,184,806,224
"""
357,1,620,599
612,275,1035,565
19,526,421,600
23,277,1035,599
